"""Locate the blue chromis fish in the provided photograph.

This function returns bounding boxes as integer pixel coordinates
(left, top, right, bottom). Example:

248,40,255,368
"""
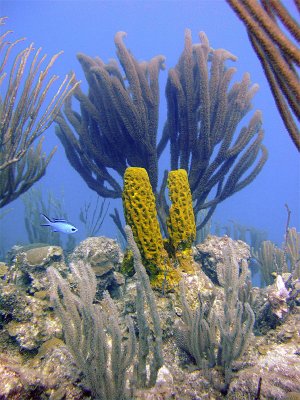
41,214,78,234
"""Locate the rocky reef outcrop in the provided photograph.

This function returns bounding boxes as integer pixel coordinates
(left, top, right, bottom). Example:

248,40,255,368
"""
0,235,299,399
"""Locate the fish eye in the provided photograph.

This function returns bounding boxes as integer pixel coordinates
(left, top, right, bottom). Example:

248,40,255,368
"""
71,228,76,232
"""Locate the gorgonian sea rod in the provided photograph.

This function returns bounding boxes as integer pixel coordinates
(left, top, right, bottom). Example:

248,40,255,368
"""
55,29,268,233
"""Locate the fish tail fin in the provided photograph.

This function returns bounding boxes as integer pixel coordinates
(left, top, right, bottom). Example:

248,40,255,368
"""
41,213,52,223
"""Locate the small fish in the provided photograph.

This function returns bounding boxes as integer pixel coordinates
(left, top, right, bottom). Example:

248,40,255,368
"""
41,213,78,234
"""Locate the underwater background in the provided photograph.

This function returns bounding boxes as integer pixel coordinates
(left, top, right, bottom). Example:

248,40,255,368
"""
0,0,299,258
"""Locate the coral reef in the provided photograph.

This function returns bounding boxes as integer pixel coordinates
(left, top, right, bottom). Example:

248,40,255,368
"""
0,234,299,399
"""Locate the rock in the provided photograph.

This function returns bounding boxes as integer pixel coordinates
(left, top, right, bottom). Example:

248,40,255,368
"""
70,236,122,275
0,343,86,399
70,236,124,297
251,274,299,335
134,365,175,399
227,310,300,399
227,343,300,399
1,285,61,350
0,245,66,350
12,245,67,294
0,352,45,399
194,235,250,285
20,245,63,267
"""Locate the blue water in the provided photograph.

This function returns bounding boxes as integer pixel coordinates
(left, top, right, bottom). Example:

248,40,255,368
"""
0,0,299,256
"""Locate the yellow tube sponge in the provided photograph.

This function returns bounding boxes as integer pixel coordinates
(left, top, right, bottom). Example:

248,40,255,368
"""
167,169,196,251
123,167,168,278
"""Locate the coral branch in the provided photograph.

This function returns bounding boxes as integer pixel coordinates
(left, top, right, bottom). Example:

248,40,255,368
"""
226,0,300,151
56,30,267,231
0,18,78,207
